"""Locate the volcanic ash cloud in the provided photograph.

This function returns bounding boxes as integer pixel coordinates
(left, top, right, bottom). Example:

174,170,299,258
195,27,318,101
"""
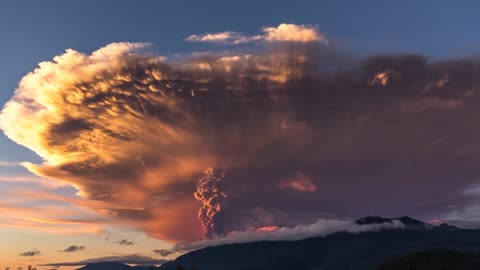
2,40,480,241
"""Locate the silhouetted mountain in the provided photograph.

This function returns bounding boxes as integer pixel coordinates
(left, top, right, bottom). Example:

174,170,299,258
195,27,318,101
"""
77,262,133,270
437,223,460,231
160,216,475,270
74,217,470,270
76,263,158,270
377,249,480,270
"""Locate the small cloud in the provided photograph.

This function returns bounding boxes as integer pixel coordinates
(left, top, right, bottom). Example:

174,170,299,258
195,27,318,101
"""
186,31,261,45
153,249,175,257
369,69,399,86
19,250,41,257
262,23,326,43
62,245,85,253
116,239,134,246
186,23,326,45
278,172,318,192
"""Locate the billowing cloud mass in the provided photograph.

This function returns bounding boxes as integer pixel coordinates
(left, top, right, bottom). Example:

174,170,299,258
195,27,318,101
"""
19,250,41,257
42,255,168,267
186,23,325,44
2,25,480,245
62,245,85,252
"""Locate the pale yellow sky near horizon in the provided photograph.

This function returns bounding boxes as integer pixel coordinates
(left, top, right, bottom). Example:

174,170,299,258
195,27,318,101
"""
0,226,172,270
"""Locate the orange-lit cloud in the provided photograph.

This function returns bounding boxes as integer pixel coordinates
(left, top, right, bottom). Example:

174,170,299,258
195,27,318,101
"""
0,41,316,241
278,172,318,192
262,23,326,43
186,23,326,44
1,33,480,244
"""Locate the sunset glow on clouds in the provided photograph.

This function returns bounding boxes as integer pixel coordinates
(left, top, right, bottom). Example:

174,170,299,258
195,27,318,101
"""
3,34,480,243
278,172,318,192
0,37,327,242
2,18,480,268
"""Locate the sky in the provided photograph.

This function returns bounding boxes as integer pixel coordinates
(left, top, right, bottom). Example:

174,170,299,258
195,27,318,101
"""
2,0,480,269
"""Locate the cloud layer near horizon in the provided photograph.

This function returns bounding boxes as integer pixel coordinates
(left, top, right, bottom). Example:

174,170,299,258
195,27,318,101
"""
42,255,168,267
2,25,480,243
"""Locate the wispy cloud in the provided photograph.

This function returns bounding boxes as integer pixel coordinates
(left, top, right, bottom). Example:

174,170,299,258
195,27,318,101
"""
116,239,134,246
186,23,326,44
0,161,21,167
277,172,318,192
186,31,262,44
19,250,41,257
0,175,68,189
0,199,104,235
61,245,85,253
42,255,168,267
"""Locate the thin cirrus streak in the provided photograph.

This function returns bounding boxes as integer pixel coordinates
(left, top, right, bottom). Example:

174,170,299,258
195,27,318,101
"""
0,161,21,166
1,24,480,243
0,203,104,234
0,175,68,189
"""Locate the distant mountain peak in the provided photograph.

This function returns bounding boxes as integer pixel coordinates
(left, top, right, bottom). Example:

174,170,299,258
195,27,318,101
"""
354,216,394,225
77,262,133,270
437,223,460,230
397,216,429,227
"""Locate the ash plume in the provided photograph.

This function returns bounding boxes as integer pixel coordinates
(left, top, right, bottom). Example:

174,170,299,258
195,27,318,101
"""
194,168,228,238
2,24,480,242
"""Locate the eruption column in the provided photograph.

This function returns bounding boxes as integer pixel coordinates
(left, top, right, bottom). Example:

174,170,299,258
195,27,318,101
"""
194,167,228,238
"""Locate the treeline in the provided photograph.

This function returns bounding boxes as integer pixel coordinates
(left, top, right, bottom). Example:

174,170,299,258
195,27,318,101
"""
377,249,480,270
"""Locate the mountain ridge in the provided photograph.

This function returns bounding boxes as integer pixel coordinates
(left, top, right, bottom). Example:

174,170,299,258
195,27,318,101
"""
74,216,471,270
